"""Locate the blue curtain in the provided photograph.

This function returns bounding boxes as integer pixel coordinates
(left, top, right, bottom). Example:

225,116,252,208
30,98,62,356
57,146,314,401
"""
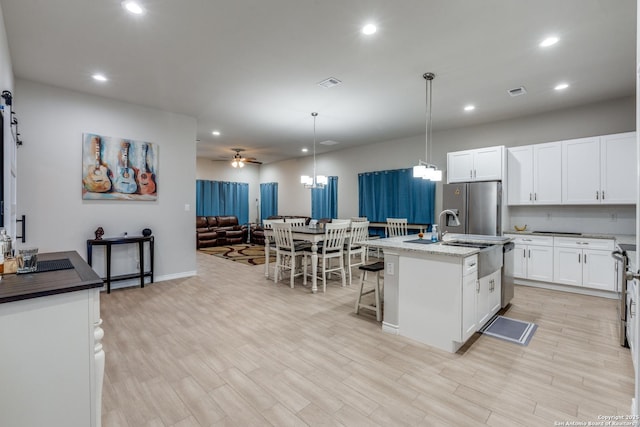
260,182,278,221
358,168,435,227
311,176,338,219
196,180,249,224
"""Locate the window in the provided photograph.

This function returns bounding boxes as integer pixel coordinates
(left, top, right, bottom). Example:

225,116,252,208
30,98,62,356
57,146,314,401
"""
358,168,435,225
196,180,249,224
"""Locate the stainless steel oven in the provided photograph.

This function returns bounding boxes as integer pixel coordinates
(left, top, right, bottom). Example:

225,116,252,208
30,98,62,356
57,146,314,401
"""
612,244,636,347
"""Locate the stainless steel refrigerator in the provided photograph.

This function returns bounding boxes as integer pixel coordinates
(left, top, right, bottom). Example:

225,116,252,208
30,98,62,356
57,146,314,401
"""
441,181,502,236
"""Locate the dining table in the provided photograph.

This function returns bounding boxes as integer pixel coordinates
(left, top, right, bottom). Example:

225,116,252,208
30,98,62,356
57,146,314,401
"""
263,225,348,293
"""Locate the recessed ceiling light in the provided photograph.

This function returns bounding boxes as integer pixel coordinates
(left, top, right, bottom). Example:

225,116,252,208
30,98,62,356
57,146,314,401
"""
554,83,569,91
464,105,475,112
301,148,308,153
539,36,559,47
122,1,145,15
212,130,221,136
92,73,108,82
362,24,377,35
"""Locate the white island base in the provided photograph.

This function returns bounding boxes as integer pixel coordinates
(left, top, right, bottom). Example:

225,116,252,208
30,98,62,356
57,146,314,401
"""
370,236,502,353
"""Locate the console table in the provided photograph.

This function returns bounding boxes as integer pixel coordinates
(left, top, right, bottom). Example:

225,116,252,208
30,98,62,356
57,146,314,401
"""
87,235,154,293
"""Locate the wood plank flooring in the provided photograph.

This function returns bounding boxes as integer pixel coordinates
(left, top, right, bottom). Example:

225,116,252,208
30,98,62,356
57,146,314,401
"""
101,251,634,426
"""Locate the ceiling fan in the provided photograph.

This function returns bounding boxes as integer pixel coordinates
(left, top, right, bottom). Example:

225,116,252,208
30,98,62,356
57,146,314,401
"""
229,148,262,168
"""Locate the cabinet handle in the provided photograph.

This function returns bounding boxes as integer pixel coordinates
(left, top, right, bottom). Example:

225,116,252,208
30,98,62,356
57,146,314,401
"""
584,254,587,263
578,253,581,263
522,239,532,242
631,300,636,319
528,249,531,258
529,193,532,201
596,191,599,200
470,170,473,179
534,193,537,201
602,191,605,200
474,169,477,179
476,280,480,293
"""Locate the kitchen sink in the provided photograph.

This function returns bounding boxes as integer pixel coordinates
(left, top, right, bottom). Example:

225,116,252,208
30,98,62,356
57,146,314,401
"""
442,241,503,277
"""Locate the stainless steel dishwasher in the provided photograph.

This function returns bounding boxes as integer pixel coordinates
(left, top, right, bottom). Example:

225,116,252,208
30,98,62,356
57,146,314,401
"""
501,242,515,308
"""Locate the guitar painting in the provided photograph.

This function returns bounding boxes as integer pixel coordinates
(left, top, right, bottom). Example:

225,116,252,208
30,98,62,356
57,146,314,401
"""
83,135,112,193
114,141,138,194
82,133,158,200
136,143,157,195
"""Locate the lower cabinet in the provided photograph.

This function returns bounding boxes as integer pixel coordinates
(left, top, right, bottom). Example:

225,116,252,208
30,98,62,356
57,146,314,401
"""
628,280,637,372
506,234,553,282
462,272,478,342
477,270,502,327
553,237,615,291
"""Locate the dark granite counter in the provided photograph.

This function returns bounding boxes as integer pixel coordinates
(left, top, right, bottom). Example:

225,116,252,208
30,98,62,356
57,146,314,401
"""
0,250,102,304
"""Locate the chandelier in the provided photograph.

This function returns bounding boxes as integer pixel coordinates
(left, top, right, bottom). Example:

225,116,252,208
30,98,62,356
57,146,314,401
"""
413,72,442,181
300,112,328,188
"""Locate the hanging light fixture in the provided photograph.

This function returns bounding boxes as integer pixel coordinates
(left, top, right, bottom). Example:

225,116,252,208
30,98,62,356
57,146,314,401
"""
413,72,442,181
301,112,328,188
231,149,245,168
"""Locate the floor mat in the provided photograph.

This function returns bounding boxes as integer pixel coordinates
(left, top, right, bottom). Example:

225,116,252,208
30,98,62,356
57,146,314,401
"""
480,315,537,346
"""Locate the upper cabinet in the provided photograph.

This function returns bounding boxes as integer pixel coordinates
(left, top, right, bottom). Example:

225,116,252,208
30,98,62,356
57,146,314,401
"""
562,132,637,205
447,146,503,183
506,132,636,206
507,142,561,205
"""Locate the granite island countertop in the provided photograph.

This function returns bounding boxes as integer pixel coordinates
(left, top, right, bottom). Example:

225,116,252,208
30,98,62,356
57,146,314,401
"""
366,235,480,258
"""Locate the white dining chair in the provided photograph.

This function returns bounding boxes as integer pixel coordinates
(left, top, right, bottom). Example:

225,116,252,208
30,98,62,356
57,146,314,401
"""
386,218,408,237
303,222,349,292
272,222,307,288
344,221,369,286
286,217,307,227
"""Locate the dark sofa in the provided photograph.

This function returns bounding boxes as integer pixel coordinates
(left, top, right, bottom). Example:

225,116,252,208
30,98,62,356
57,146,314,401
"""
250,215,311,245
196,216,248,249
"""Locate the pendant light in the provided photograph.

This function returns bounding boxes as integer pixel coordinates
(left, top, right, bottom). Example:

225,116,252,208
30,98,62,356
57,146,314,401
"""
413,72,442,181
300,112,328,188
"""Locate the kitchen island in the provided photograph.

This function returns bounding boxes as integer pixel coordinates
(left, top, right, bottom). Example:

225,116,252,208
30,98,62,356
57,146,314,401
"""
368,235,508,353
0,251,104,427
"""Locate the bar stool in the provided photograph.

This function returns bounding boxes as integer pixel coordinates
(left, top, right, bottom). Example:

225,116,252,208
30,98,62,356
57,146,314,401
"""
355,261,384,321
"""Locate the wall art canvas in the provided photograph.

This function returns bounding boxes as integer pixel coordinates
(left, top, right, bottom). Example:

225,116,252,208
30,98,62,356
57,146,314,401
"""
82,133,158,200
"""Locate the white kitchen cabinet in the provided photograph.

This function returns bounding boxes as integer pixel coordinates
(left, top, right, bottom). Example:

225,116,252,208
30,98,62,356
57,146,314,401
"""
506,234,554,282
461,264,478,342
507,142,562,205
553,237,615,290
447,146,503,183
562,132,636,205
476,270,501,327
600,132,637,204
627,280,637,371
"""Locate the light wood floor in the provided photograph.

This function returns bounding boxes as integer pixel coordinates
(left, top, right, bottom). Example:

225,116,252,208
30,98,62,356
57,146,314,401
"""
101,251,634,426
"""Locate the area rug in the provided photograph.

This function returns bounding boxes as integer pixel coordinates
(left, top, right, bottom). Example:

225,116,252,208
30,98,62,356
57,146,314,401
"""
480,315,538,346
199,244,274,266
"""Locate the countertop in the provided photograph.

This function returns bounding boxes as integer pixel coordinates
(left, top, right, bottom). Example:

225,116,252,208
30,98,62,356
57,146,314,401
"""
366,235,481,258
0,250,103,304
505,230,636,244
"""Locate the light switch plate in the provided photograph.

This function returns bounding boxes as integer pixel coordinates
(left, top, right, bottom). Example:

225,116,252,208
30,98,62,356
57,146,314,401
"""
386,262,395,276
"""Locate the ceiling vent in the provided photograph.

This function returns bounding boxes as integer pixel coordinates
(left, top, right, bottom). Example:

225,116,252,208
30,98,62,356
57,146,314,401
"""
319,140,340,146
508,86,527,97
318,77,342,88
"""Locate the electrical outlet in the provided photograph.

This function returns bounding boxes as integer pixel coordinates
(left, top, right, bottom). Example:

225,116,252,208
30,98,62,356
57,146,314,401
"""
386,262,395,276
611,213,618,222
546,212,552,220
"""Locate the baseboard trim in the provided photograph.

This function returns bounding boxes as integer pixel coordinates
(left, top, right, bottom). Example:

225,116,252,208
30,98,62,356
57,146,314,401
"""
382,321,399,335
514,279,618,299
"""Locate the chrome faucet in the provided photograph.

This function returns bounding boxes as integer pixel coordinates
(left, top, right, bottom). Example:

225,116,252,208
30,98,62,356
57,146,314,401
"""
437,209,461,241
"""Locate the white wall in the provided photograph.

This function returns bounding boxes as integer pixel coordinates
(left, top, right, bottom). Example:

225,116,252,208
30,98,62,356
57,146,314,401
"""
15,79,197,283
259,96,635,234
195,158,261,223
